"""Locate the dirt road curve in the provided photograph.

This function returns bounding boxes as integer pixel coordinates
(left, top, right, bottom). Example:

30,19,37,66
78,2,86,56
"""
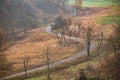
0,26,96,80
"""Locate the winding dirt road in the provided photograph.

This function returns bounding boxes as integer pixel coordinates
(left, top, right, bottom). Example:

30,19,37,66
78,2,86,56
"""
0,26,96,80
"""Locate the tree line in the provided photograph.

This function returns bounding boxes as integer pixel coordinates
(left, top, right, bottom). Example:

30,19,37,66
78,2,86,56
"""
0,0,37,79
0,0,37,39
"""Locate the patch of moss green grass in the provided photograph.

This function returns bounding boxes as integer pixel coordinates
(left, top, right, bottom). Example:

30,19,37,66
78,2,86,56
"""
97,15,120,25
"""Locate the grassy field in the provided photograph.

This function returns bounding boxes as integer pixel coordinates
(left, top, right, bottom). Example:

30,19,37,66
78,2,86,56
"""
97,15,120,25
26,76,46,80
82,1,119,7
65,0,119,7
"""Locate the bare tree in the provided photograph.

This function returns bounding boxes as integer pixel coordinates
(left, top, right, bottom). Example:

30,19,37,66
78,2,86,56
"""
109,36,117,55
75,0,83,16
77,21,82,37
82,26,85,38
21,54,30,78
69,29,73,44
23,27,27,37
45,46,51,80
58,28,64,44
109,24,120,55
73,24,78,42
97,31,104,54
98,24,120,80
78,69,88,80
54,31,61,44
65,18,73,45
62,27,67,43
52,16,68,45
85,27,94,57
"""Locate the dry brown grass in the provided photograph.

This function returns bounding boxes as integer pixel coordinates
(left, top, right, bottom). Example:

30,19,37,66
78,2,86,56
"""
67,7,116,39
5,27,84,72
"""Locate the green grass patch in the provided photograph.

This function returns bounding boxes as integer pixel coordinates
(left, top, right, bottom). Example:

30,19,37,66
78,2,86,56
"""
26,76,46,80
65,0,76,6
65,0,119,7
82,2,119,7
97,15,120,25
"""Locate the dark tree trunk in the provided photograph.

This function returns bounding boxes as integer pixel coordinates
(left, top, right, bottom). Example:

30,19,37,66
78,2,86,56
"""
11,26,15,38
46,46,51,80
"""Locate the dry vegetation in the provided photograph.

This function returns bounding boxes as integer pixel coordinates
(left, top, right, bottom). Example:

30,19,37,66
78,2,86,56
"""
5,27,84,72
67,7,120,38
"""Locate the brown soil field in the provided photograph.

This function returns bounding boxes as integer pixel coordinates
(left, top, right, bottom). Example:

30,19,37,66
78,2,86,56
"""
5,27,85,72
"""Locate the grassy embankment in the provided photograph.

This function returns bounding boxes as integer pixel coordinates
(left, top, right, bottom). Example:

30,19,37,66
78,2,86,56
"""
97,6,120,25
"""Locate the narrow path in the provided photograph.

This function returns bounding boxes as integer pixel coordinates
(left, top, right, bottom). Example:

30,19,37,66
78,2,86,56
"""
0,26,96,80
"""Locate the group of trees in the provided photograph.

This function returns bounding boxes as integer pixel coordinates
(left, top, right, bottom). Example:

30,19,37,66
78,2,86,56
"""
75,0,83,16
0,0,37,79
0,0,37,39
52,16,68,45
51,16,105,57
103,24,120,80
79,24,120,80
